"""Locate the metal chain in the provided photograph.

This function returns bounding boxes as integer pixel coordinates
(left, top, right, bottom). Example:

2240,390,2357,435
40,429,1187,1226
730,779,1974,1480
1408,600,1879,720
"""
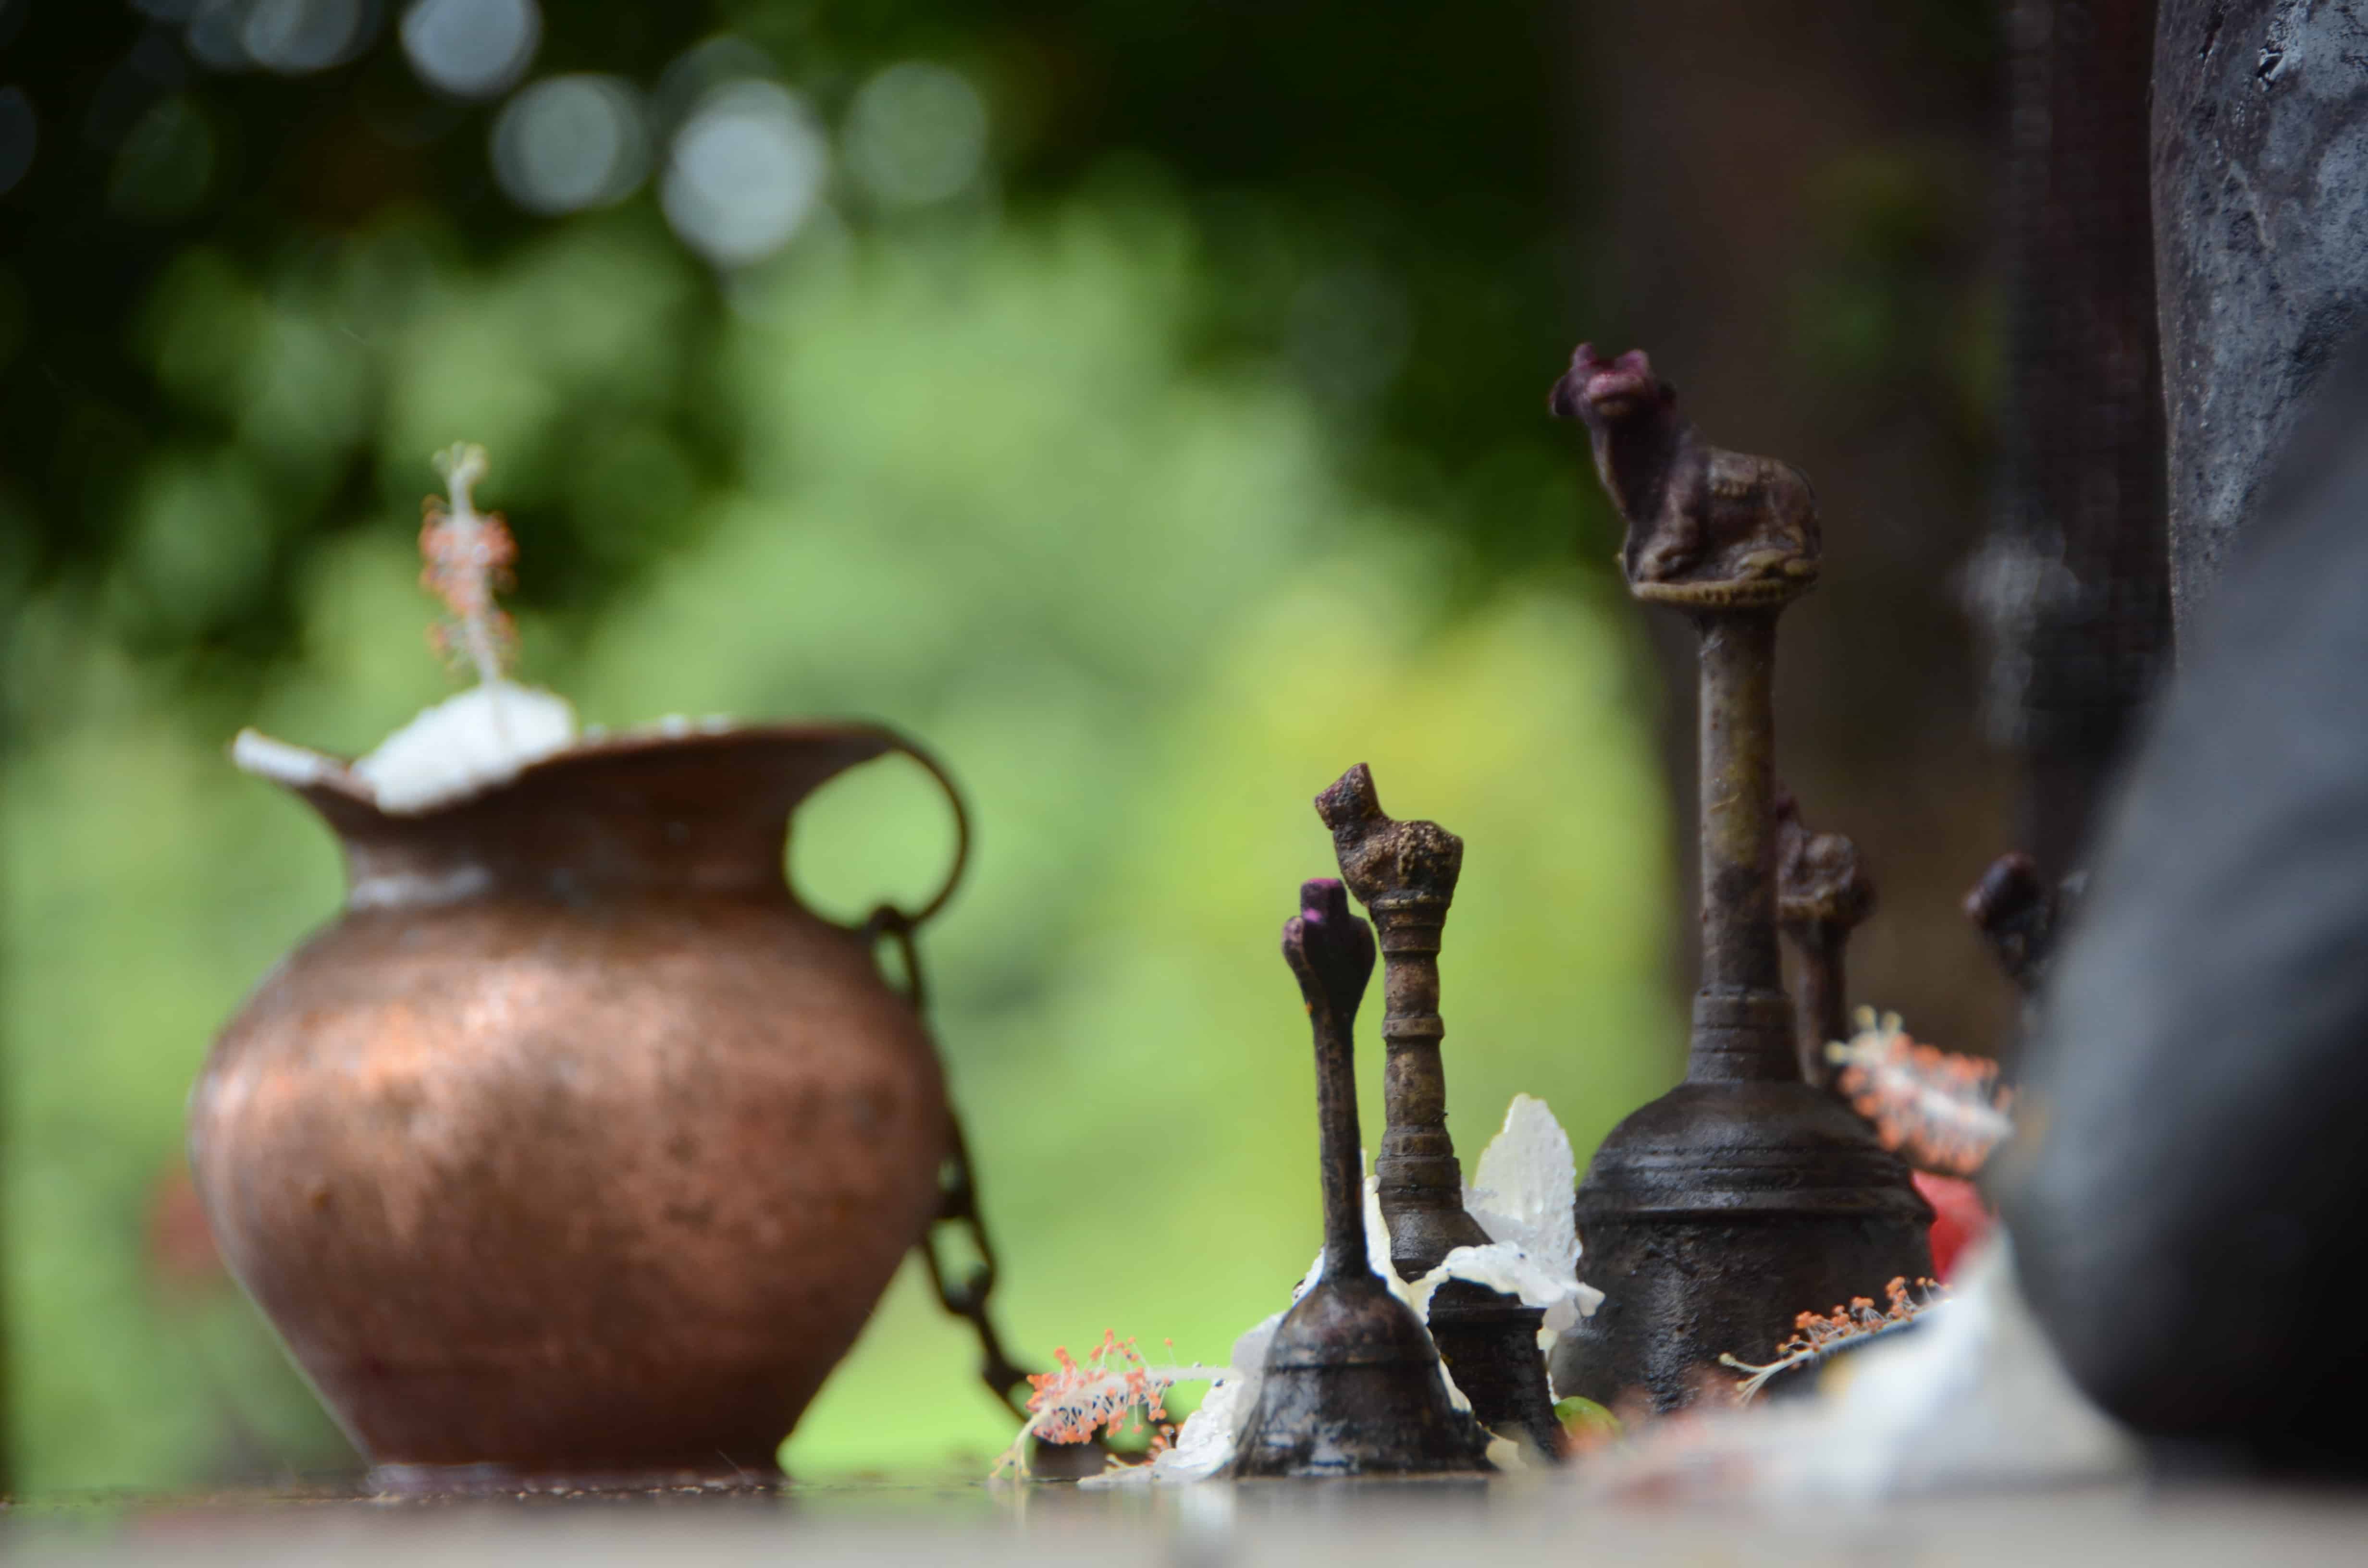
863,906,1035,1422
921,1114,1037,1421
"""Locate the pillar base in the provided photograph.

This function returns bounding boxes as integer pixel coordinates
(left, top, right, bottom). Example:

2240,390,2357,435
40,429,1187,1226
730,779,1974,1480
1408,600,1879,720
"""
1426,1281,1564,1458
1549,1078,1932,1411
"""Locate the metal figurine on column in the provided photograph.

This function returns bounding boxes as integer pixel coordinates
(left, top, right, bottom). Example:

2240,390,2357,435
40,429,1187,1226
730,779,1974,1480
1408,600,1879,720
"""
1317,767,1567,1458
1546,345,1932,1410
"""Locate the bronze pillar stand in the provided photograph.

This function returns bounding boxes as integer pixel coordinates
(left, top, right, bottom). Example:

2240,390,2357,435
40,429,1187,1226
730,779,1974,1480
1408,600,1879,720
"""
1315,767,1565,1459
1546,345,1931,1411
1233,880,1492,1478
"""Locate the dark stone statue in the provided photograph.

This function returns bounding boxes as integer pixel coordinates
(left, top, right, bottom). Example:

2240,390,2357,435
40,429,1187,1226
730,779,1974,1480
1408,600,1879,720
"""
2153,0,2368,633
2002,335,2368,1476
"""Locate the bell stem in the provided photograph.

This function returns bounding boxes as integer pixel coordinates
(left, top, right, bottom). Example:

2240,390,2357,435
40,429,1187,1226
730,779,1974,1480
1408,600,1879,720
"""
1311,997,1372,1281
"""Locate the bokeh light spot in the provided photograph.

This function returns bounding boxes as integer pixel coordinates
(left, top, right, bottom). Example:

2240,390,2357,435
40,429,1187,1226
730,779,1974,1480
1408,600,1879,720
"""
661,81,826,268
183,2,250,71
651,34,774,135
400,0,540,100
490,74,649,216
844,61,987,209
240,0,376,75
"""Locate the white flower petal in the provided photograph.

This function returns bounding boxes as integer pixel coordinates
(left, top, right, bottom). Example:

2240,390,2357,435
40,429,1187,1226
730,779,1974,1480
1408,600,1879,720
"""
352,681,578,813
1464,1092,1579,1279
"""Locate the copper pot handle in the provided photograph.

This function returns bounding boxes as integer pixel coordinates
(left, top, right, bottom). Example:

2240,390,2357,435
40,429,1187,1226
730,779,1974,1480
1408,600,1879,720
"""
849,737,1056,1432
841,730,970,1009
868,729,972,931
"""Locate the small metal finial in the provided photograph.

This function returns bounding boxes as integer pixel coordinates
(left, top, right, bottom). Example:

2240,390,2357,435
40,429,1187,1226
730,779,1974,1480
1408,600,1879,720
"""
1313,769,1566,1460
1313,764,1481,1278
1776,789,1876,1086
1963,851,2078,996
1231,879,1490,1479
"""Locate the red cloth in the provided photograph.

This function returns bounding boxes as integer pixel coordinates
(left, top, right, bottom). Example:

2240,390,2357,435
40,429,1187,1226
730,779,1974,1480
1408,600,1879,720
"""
1915,1170,1992,1280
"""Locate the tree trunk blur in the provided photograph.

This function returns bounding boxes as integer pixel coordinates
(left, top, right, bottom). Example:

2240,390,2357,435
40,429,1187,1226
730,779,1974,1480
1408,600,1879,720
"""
1979,0,2169,880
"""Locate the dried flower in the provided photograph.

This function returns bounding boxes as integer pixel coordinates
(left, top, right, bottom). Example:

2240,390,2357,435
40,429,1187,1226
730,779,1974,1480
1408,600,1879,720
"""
992,1331,1232,1481
229,443,576,813
1718,1275,1946,1403
1825,1007,2014,1176
419,441,518,686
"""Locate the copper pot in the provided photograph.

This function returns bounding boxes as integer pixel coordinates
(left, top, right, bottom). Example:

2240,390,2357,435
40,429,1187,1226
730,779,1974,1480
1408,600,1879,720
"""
189,724,965,1488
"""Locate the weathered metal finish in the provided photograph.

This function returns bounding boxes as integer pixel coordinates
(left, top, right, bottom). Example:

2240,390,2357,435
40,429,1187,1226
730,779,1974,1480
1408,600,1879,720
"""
191,726,962,1487
1233,880,1491,1479
1314,766,1564,1459
1547,345,1932,1411
1315,767,1487,1276
1775,791,1875,1086
1418,1285,1562,1459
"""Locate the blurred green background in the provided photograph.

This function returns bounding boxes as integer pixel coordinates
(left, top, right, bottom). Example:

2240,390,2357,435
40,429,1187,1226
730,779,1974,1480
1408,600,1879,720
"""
0,0,2006,1491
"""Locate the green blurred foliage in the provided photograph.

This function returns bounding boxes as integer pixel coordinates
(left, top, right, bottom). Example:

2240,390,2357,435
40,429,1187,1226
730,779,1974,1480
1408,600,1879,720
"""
0,2,1679,1492
1,1,1604,674
0,193,1677,1487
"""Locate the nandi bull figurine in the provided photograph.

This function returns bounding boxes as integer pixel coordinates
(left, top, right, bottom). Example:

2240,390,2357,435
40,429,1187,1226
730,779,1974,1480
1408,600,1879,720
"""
1550,345,1820,601
1545,345,1931,1411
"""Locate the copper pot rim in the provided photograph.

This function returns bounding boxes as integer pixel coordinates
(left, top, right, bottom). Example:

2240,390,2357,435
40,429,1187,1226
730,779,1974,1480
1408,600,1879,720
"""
283,718,914,814
240,716,973,927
